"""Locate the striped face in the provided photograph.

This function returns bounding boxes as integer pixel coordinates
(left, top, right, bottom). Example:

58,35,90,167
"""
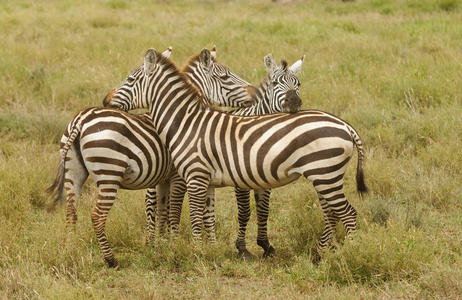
183,46,253,108
264,54,304,113
103,66,146,111
103,47,173,111
205,60,253,107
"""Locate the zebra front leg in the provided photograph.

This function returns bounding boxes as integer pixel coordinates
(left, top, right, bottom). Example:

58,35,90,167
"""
203,186,217,243
145,188,157,244
254,189,275,258
91,188,118,268
156,182,170,237
234,188,252,260
187,179,209,242
168,172,187,235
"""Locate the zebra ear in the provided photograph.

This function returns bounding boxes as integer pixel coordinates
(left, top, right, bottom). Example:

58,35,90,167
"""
162,46,173,59
264,54,277,73
200,48,212,70
144,48,157,75
210,45,217,60
288,55,305,75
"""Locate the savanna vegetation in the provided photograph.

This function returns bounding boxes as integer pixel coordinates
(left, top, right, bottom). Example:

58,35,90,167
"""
1,0,461,298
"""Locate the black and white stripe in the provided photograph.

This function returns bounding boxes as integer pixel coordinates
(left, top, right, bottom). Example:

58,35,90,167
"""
104,49,368,263
228,54,305,259
48,47,253,268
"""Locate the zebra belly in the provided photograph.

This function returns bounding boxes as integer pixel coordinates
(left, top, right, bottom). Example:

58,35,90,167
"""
209,170,301,189
120,161,172,190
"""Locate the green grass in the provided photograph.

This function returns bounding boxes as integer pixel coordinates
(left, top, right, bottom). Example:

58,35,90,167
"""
1,0,462,298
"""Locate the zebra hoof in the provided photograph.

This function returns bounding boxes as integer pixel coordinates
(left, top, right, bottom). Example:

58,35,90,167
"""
106,258,119,269
238,249,253,261
311,252,322,265
262,245,275,258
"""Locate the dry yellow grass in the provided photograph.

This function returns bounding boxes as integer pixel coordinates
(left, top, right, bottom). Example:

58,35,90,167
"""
1,0,461,298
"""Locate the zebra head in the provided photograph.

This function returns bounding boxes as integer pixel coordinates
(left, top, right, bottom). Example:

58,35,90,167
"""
183,45,253,108
264,54,304,113
103,46,174,111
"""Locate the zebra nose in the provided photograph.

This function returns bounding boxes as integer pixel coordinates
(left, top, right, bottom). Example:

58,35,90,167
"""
285,90,302,113
103,89,116,107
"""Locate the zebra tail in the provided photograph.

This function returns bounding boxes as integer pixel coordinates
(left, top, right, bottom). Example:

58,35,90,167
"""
46,113,83,211
46,157,66,210
349,126,368,195
356,158,368,195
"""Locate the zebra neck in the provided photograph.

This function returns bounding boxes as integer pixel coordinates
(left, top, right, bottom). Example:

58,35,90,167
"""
231,78,272,116
147,80,207,147
182,59,209,102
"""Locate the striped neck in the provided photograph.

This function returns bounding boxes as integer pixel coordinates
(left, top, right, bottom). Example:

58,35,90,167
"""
146,63,209,145
182,55,209,102
230,78,272,116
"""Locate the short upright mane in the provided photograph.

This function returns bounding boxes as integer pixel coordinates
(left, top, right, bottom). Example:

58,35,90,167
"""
182,53,216,74
155,51,211,109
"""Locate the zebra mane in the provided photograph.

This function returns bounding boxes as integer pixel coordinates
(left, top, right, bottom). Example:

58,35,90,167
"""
252,76,270,102
155,51,212,110
183,53,217,73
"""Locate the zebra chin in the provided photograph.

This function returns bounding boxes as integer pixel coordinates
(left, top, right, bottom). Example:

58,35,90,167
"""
284,90,302,113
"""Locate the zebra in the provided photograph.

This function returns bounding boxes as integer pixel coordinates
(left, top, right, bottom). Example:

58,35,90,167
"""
229,54,305,260
47,47,254,268
171,53,306,260
103,48,368,263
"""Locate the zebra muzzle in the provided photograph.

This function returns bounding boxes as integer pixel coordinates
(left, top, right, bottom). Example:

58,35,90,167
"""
285,90,302,113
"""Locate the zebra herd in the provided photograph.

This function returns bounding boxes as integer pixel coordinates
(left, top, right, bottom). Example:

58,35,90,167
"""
49,46,367,268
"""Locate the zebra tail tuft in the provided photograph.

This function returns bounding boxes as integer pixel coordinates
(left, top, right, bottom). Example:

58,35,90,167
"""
356,161,368,195
46,157,66,211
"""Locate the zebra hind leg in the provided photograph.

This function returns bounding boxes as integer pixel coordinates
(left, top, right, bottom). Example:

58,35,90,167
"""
312,196,339,264
65,189,79,234
234,188,252,260
254,189,275,258
64,161,88,239
312,180,358,264
91,186,119,268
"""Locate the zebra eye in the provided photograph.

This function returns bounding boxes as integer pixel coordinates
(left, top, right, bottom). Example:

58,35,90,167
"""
127,76,135,83
219,74,230,80
272,81,278,87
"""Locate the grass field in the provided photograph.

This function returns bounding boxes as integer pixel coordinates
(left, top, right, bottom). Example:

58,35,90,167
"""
1,0,462,298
